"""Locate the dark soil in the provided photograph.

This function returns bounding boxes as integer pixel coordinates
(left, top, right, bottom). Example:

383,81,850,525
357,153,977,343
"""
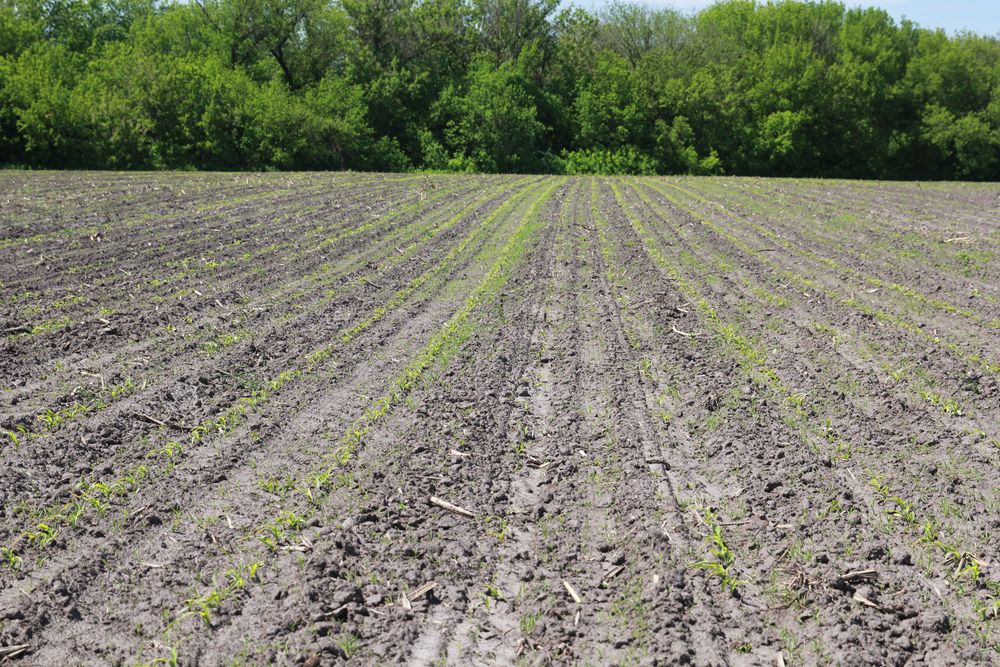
1,173,997,666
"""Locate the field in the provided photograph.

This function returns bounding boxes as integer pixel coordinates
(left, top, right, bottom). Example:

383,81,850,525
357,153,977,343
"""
1,172,998,665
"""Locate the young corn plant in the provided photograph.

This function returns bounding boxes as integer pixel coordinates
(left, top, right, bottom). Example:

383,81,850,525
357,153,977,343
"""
2,546,22,572
692,509,741,594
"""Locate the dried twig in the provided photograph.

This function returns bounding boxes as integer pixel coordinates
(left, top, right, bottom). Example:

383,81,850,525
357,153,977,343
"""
600,565,625,588
134,412,167,427
2,324,33,335
408,581,435,604
133,413,191,431
670,324,701,337
778,564,823,599
281,537,313,553
852,591,884,610
400,581,437,610
563,580,582,604
79,369,106,389
0,644,31,660
429,496,475,519
838,569,878,585
944,552,987,577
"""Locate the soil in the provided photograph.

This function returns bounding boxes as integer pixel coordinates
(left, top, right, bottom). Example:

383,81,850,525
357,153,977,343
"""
1,173,997,666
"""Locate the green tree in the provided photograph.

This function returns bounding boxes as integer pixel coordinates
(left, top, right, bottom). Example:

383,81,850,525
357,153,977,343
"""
573,51,646,151
3,41,85,165
435,58,547,172
471,0,557,68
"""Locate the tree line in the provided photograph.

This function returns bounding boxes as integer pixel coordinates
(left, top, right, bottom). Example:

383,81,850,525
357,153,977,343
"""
1,0,999,178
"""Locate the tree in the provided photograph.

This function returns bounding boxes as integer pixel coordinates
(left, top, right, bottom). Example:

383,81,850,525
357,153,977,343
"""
3,41,85,165
471,0,557,68
435,58,547,172
195,0,345,89
1,0,999,178
573,51,646,151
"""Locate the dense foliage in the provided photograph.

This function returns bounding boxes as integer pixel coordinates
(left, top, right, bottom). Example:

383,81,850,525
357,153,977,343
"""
1,0,999,178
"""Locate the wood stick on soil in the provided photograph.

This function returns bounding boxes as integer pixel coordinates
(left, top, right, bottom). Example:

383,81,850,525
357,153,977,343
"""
429,496,475,519
401,581,436,610
79,369,106,389
838,569,878,584
852,591,884,610
600,565,625,588
361,276,383,289
133,413,190,431
943,236,970,243
0,644,31,660
670,325,701,337
409,582,436,601
563,580,582,604
134,412,167,427
2,324,33,335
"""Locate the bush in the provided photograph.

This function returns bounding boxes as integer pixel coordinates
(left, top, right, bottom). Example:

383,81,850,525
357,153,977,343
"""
560,146,657,175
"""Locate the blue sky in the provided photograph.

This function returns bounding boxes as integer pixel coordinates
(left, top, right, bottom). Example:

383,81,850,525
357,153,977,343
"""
570,1,1000,36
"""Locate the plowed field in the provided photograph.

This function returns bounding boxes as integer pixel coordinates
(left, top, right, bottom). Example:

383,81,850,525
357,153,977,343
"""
1,173,999,665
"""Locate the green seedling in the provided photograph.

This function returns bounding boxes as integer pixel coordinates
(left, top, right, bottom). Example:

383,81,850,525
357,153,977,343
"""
484,515,511,543
147,441,183,461
692,509,741,593
337,633,361,658
519,611,540,635
2,546,22,571
2,427,19,445
27,523,58,548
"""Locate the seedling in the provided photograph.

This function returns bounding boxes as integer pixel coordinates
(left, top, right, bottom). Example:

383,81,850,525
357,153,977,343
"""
692,509,741,594
483,515,512,543
27,523,58,548
519,611,540,635
1,546,22,571
337,633,361,658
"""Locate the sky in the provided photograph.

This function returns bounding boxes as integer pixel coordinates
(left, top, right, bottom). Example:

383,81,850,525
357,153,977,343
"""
571,1,1000,36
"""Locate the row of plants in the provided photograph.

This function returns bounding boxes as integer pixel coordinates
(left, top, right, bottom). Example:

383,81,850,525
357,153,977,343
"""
140,181,562,662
